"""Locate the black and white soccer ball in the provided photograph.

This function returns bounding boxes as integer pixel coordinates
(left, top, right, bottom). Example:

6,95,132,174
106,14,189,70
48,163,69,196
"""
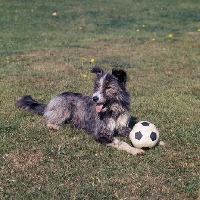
129,121,160,149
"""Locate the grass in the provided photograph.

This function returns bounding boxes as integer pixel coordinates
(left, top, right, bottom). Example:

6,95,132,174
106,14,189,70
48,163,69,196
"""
0,0,200,199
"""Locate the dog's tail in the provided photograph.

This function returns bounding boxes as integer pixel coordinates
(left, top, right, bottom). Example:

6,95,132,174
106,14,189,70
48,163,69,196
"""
14,95,46,115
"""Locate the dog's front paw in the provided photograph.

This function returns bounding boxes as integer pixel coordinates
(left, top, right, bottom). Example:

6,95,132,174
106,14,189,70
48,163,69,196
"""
107,137,145,155
132,148,145,155
46,123,60,131
157,140,166,146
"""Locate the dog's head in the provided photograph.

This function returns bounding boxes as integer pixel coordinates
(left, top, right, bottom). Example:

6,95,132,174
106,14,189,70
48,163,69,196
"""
91,66,128,113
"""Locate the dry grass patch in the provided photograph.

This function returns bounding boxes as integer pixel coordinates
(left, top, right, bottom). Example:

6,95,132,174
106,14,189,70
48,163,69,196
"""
3,149,45,177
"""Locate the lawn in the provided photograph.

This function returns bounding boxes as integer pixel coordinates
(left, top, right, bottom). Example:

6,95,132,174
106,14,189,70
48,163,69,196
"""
0,0,200,199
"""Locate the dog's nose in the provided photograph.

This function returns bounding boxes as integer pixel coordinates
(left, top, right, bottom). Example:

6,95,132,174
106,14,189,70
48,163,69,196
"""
92,96,99,102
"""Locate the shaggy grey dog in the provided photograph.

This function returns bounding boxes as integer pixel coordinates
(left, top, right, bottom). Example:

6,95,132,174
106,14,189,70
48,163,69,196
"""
15,67,144,155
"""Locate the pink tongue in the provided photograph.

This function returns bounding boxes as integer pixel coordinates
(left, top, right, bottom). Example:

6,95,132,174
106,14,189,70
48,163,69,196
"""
96,104,103,112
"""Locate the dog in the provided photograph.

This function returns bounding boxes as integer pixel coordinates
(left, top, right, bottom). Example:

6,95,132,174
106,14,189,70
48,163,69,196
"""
14,67,144,155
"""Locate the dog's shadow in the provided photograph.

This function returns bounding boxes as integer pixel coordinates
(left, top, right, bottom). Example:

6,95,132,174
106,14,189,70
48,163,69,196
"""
128,116,138,129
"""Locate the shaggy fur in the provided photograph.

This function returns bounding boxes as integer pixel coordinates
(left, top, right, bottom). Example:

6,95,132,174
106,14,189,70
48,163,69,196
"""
14,67,144,155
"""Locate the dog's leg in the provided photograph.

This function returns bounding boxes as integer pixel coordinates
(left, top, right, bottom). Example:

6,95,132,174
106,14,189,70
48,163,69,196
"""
117,127,132,137
107,137,144,155
46,123,60,131
157,140,166,146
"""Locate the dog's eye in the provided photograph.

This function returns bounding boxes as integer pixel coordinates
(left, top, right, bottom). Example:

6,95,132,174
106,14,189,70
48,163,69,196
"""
106,86,112,90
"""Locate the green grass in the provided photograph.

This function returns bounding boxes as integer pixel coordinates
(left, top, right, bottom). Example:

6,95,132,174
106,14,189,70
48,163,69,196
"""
0,0,200,199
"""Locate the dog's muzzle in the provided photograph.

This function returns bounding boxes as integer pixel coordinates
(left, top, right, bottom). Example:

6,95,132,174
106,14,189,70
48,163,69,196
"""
92,96,104,112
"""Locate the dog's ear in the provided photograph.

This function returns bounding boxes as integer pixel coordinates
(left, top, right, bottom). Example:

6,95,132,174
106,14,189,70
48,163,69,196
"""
112,69,127,84
91,66,104,75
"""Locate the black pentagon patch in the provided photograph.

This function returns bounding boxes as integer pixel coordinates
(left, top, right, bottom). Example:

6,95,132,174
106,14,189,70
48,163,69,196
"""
141,121,150,126
150,132,157,141
135,131,143,140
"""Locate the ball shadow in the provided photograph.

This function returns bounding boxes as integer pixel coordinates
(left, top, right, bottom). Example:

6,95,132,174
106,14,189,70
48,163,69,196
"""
128,116,138,129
